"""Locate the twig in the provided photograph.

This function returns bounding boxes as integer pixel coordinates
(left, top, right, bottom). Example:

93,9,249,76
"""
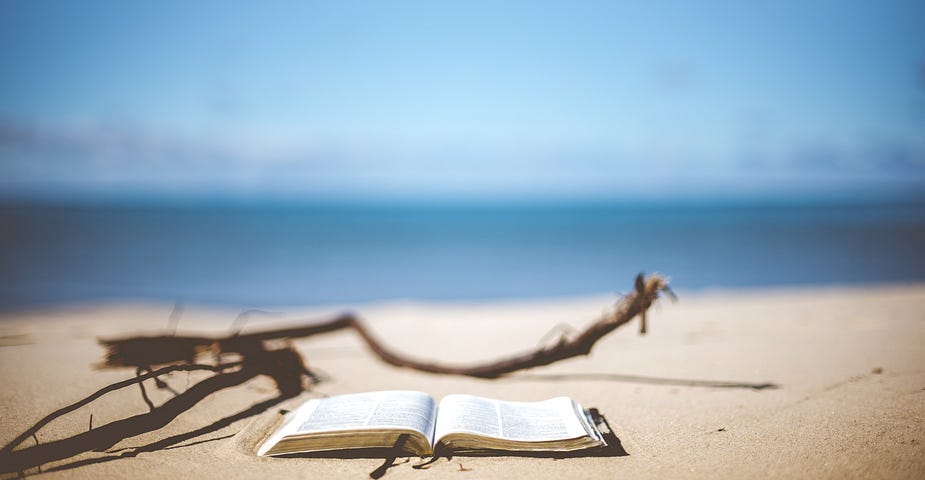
167,301,183,335
136,367,157,411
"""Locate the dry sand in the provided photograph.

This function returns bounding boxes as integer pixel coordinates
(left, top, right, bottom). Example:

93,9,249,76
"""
1,284,924,479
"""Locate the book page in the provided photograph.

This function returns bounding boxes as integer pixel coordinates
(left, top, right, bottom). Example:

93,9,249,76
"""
434,394,502,438
434,394,589,442
292,391,436,439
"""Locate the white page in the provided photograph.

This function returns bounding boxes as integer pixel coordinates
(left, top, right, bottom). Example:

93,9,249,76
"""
433,394,502,438
257,391,436,456
434,394,588,442
295,391,435,436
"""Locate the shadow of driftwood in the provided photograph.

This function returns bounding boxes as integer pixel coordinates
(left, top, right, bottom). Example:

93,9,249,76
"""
0,368,289,476
510,372,778,390
39,395,288,475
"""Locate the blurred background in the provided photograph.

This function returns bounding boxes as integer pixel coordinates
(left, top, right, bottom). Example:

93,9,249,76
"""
1,0,923,310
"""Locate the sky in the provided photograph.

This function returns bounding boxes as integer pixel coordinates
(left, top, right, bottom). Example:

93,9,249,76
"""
1,0,924,202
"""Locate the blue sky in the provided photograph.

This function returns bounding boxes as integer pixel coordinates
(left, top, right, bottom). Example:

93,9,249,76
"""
1,0,923,202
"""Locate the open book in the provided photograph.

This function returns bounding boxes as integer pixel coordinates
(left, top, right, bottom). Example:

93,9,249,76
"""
258,390,606,457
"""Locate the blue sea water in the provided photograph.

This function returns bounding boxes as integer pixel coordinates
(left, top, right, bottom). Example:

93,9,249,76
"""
1,200,924,310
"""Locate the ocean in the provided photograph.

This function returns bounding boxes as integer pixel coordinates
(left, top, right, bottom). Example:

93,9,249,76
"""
2,200,924,310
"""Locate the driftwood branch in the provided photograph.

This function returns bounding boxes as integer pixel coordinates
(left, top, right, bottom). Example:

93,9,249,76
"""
339,273,671,378
100,273,672,379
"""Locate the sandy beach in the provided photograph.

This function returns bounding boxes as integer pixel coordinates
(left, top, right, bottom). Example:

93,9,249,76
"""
1,283,924,479
4,1,923,478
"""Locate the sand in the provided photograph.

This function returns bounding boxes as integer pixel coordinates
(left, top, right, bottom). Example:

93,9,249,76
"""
1,284,924,479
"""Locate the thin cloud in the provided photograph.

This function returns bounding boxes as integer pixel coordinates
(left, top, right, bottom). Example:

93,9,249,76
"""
1,117,923,200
